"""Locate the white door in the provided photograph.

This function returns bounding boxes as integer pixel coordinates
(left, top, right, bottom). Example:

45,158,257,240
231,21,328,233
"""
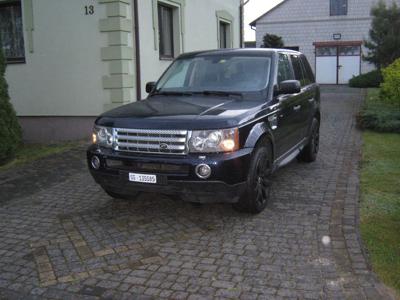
316,57,337,84
338,46,361,84
315,45,361,84
315,46,338,84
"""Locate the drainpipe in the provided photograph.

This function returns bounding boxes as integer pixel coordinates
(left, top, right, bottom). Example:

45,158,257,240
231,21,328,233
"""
240,0,251,48
133,0,142,101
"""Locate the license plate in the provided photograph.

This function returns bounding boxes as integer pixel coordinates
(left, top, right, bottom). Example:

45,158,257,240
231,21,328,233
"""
129,173,157,184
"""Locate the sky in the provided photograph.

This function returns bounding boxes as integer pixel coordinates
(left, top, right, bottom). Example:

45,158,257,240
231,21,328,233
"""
244,0,284,41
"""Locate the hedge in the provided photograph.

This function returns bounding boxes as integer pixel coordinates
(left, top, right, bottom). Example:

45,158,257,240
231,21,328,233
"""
349,70,383,88
357,89,400,133
0,49,22,164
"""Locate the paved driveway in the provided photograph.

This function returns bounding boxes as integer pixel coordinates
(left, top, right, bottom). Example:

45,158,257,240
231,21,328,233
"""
0,86,393,300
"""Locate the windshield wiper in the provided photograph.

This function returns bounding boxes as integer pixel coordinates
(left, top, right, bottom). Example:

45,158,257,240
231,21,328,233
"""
194,90,243,98
151,91,193,97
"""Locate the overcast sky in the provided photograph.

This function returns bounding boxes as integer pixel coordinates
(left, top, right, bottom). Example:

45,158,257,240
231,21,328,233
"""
244,0,284,41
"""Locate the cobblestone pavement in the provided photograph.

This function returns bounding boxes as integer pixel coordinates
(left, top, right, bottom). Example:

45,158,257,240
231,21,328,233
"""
0,86,394,300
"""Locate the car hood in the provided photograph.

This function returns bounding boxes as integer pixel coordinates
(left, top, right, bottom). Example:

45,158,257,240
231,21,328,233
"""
96,95,267,130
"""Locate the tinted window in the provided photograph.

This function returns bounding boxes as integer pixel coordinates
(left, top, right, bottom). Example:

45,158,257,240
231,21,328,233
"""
277,53,294,83
157,55,272,93
290,55,306,86
300,55,315,84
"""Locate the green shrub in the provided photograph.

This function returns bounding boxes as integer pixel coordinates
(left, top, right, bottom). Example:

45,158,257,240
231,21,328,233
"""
357,89,400,133
380,58,400,107
0,49,22,164
358,110,400,133
349,70,382,88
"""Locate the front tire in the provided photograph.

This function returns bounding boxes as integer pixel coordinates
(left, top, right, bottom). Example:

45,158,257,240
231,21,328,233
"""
233,142,273,214
298,118,320,163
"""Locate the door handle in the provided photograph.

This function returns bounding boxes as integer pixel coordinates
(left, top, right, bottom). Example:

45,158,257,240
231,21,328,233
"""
293,105,301,111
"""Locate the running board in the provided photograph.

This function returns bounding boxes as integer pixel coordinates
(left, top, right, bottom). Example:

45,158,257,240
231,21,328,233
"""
273,138,308,170
277,148,300,168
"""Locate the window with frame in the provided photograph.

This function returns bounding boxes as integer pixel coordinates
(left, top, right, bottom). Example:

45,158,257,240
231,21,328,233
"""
0,1,25,63
158,4,174,59
219,21,230,49
277,53,294,83
290,55,307,86
330,0,347,16
300,55,315,84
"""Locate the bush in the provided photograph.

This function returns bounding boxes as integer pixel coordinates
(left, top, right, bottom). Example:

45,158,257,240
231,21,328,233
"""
349,70,382,88
0,49,22,164
380,58,400,107
358,110,400,133
357,89,400,133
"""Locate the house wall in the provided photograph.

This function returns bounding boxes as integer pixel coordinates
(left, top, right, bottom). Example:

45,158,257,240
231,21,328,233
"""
138,0,240,99
2,0,240,142
254,0,400,74
5,0,109,117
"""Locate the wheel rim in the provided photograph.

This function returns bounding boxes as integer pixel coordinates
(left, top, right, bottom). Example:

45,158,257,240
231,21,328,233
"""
254,154,272,207
313,126,320,155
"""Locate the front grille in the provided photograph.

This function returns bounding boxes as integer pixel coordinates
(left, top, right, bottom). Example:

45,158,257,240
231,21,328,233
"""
113,128,188,155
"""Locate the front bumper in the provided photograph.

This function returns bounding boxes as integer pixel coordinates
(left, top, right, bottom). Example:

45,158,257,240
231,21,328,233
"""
87,145,253,203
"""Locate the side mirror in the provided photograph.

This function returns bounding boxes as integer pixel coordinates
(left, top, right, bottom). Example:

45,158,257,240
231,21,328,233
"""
278,80,301,95
146,82,156,93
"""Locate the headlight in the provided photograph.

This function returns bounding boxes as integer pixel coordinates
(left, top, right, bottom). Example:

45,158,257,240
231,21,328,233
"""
189,128,239,153
92,126,114,148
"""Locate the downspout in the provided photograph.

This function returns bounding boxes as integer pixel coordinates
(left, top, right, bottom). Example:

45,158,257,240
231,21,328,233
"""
133,0,142,100
240,0,251,48
239,2,243,48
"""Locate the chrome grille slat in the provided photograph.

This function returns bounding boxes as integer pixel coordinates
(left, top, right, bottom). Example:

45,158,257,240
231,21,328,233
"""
116,135,186,143
116,142,186,151
114,128,188,155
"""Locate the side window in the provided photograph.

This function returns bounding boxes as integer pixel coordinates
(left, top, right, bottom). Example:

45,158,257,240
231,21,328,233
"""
277,53,294,83
300,55,315,84
290,55,306,86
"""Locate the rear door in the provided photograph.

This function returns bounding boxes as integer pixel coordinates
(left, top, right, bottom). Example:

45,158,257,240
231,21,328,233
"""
289,54,310,143
299,55,317,138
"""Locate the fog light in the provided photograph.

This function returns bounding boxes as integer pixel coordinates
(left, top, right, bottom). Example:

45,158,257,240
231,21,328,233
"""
195,164,211,179
91,156,101,170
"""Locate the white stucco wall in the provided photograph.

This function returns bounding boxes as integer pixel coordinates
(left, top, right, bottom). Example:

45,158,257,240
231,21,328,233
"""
4,0,240,117
254,0,400,74
138,0,240,99
5,0,109,116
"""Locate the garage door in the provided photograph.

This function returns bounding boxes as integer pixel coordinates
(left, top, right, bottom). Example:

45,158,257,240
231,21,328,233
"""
315,43,361,84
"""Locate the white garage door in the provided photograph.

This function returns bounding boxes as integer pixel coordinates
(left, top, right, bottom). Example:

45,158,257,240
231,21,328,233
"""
315,44,361,84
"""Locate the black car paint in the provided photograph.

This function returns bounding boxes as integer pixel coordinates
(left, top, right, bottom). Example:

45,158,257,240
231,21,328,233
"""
88,49,320,203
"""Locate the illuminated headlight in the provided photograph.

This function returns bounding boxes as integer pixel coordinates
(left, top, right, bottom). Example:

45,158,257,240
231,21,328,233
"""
189,128,239,153
92,126,114,148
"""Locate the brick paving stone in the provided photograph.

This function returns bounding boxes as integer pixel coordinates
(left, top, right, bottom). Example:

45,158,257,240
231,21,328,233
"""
0,86,395,299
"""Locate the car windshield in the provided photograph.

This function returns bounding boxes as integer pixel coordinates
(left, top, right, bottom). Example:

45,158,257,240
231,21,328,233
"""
155,55,272,94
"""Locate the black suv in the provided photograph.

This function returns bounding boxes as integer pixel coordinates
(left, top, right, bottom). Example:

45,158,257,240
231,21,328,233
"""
87,49,320,214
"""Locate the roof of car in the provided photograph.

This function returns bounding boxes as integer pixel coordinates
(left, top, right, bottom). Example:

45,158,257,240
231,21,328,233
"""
178,48,302,59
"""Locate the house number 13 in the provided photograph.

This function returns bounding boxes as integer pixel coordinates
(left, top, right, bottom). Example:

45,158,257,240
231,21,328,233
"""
85,5,94,15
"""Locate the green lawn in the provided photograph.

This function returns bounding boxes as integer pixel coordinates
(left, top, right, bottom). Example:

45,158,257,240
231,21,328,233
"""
360,130,400,295
0,142,82,171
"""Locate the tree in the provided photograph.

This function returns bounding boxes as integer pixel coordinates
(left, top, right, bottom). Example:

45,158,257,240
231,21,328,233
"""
364,1,400,68
0,47,22,164
261,33,284,48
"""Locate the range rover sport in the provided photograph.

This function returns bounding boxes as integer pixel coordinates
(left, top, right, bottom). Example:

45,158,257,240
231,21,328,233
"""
87,49,320,214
